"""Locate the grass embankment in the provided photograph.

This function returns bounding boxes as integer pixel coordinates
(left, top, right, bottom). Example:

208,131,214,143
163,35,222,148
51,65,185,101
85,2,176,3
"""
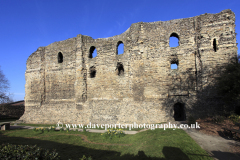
17,123,56,127
0,118,19,123
0,128,213,160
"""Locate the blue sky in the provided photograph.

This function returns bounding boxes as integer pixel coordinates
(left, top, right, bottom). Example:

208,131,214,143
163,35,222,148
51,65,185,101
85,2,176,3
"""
0,0,239,102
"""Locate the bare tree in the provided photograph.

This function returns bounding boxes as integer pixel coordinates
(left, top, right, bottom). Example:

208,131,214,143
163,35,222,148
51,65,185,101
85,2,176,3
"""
0,66,12,104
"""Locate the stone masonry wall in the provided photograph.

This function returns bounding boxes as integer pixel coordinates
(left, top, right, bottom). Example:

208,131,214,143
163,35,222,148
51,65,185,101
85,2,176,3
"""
20,9,238,124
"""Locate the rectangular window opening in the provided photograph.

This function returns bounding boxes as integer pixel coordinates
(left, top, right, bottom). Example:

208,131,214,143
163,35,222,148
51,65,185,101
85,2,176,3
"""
171,63,178,69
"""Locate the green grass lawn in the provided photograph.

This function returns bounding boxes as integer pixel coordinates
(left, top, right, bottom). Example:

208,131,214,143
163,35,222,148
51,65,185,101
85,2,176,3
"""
0,128,213,160
17,123,57,127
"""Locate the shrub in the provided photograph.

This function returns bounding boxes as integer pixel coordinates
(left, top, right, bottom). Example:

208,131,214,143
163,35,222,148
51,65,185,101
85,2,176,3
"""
235,106,240,115
45,127,50,132
32,127,45,133
33,127,37,132
0,143,60,159
102,128,125,140
50,126,55,132
187,116,196,126
59,127,64,132
79,155,92,160
212,115,225,123
228,114,240,124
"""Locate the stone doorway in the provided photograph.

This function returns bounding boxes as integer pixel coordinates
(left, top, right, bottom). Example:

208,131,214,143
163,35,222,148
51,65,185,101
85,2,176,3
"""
173,102,186,121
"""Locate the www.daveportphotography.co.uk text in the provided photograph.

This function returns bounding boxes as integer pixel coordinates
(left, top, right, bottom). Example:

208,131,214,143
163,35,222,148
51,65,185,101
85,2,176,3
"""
56,122,200,130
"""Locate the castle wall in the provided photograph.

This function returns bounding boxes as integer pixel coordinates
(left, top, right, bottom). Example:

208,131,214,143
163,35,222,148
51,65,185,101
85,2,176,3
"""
20,9,238,124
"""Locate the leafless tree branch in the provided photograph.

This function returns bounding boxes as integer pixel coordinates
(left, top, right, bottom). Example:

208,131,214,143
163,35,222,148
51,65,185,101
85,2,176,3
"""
0,66,12,104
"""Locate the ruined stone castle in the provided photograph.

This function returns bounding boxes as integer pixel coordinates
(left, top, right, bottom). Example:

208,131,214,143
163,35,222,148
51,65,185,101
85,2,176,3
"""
20,9,238,124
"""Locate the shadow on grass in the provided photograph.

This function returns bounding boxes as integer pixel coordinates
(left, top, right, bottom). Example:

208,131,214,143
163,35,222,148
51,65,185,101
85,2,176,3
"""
211,151,240,160
0,131,196,160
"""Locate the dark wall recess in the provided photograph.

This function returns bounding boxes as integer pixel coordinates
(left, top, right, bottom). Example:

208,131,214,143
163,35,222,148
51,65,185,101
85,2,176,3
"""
213,39,217,52
116,62,124,76
90,66,96,78
58,52,63,63
173,103,186,121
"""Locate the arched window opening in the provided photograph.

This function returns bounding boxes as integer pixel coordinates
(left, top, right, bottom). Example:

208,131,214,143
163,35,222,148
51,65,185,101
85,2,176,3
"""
117,41,124,55
58,52,63,63
89,46,97,58
213,39,217,52
169,33,179,47
90,66,96,78
171,60,178,69
116,62,124,76
173,102,186,121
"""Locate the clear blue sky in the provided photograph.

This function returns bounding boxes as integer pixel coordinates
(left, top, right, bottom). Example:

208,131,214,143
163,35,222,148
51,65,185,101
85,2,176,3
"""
0,0,239,102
